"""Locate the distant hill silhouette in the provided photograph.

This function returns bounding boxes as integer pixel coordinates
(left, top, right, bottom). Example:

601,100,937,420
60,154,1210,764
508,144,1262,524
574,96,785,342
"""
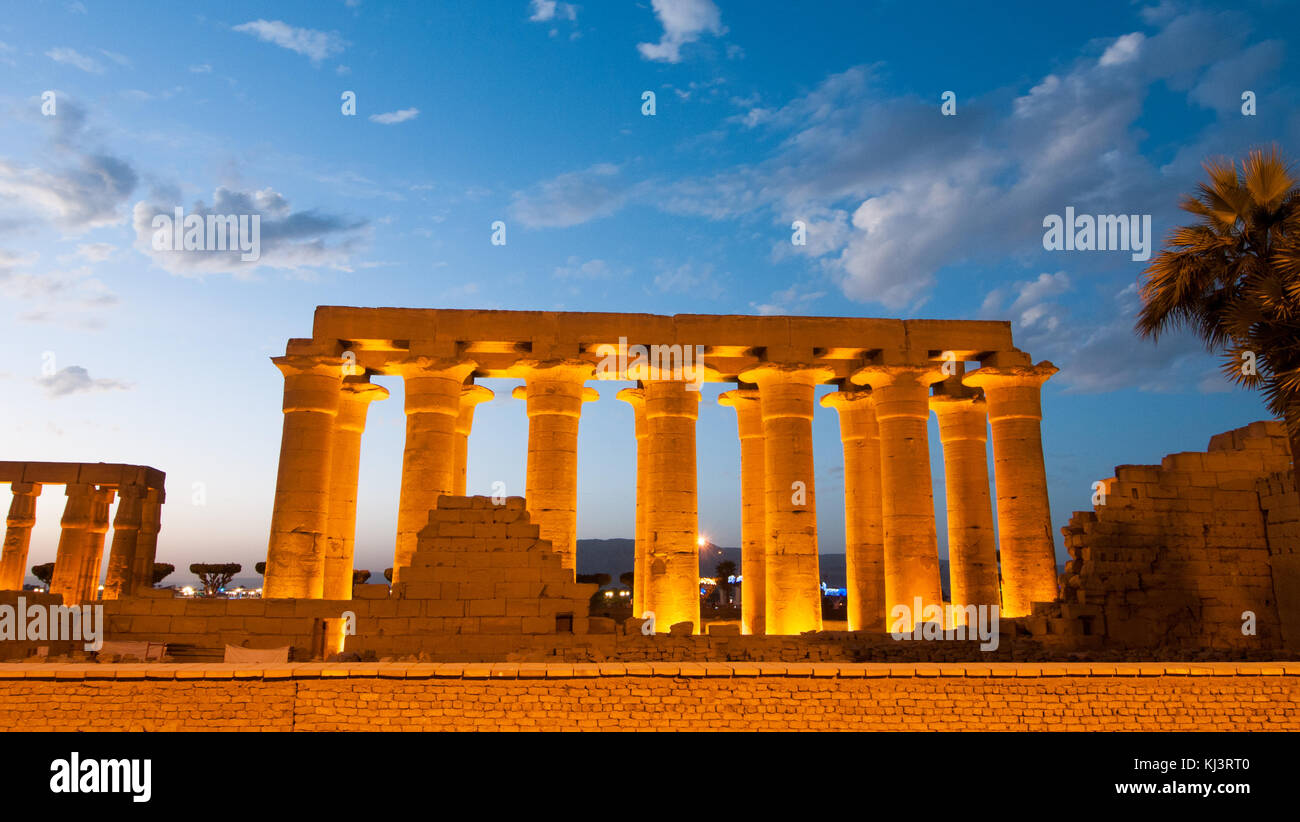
574,538,952,596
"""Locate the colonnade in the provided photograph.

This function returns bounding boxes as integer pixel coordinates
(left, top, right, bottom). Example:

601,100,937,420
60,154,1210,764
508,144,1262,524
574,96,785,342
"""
0,464,165,606
263,313,1058,636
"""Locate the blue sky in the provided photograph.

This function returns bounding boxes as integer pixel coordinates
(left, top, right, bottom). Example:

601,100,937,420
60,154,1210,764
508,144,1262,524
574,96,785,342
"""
1,0,1296,585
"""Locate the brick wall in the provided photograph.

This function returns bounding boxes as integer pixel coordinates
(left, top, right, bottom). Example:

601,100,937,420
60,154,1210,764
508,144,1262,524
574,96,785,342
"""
1056,421,1297,650
0,662,1296,731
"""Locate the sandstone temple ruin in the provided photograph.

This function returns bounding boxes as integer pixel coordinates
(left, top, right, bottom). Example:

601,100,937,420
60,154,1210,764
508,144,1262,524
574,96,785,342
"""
262,307,1058,637
0,462,165,606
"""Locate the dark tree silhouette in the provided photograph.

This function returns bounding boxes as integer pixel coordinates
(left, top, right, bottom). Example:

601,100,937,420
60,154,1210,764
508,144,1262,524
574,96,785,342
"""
151,563,175,586
31,563,54,587
190,563,241,596
255,561,266,576
714,560,738,604
1137,146,1300,474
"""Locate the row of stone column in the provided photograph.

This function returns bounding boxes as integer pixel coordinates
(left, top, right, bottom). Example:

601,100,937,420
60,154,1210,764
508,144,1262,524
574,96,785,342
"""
0,481,163,605
264,349,1056,638
813,360,1057,631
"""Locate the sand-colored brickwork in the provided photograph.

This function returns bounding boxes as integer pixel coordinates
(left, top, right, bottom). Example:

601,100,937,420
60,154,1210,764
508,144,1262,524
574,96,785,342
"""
0,662,1295,731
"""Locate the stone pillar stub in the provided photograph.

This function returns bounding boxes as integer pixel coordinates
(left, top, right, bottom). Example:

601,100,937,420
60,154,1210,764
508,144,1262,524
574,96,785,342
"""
509,359,597,576
0,482,42,591
323,379,389,600
131,488,164,595
393,356,477,584
963,361,1058,617
929,385,1000,620
739,363,833,636
851,364,947,628
104,483,146,600
719,389,767,635
265,353,347,599
79,486,115,602
51,483,94,605
616,387,649,619
453,384,494,496
821,389,886,632
641,379,701,634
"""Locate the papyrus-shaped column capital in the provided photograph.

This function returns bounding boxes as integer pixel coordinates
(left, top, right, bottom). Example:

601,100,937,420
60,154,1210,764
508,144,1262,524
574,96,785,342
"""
961,362,1058,420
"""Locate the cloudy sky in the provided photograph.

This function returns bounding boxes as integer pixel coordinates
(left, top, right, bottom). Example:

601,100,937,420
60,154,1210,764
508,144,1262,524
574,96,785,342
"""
1,0,1296,585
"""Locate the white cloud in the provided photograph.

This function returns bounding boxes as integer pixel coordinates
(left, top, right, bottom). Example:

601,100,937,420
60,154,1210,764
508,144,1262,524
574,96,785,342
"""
76,242,116,262
189,64,213,73
45,47,103,73
637,0,724,63
369,107,419,125
1099,32,1145,66
554,256,616,279
510,164,629,228
131,186,369,276
233,20,348,63
37,366,129,397
529,1,577,23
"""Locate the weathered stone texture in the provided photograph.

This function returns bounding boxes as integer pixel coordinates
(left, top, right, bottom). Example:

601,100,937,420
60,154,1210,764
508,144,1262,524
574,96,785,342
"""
1053,421,1298,650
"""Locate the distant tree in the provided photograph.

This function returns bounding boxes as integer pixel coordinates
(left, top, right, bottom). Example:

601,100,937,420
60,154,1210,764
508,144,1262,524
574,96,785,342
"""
31,563,54,587
619,571,634,589
353,569,371,586
255,561,266,576
151,563,175,586
714,560,737,605
190,563,241,596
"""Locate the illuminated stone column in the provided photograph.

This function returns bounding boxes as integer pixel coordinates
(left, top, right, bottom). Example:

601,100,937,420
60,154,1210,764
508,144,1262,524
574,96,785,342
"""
265,353,346,599
78,487,115,602
739,364,833,636
453,384,494,496
616,387,649,618
323,379,389,601
103,484,145,600
641,379,701,634
930,378,1000,621
718,388,766,635
51,483,94,605
852,364,946,627
820,390,886,632
963,360,1059,617
0,482,41,591
509,361,597,575
130,488,163,595
393,357,476,583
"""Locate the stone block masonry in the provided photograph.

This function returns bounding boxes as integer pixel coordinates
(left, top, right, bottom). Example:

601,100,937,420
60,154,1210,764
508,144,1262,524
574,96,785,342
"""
1055,420,1299,651
0,662,1296,731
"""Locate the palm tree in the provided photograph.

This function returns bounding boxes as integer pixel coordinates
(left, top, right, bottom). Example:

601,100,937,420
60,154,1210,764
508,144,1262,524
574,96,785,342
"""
714,560,737,605
1136,145,1300,473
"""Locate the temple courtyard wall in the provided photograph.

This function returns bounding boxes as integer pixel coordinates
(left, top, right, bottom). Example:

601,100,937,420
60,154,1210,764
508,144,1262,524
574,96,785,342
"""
0,661,1295,731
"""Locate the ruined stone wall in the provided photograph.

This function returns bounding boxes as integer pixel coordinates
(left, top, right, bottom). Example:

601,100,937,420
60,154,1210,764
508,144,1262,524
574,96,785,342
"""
0,662,1295,731
1057,421,1297,650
